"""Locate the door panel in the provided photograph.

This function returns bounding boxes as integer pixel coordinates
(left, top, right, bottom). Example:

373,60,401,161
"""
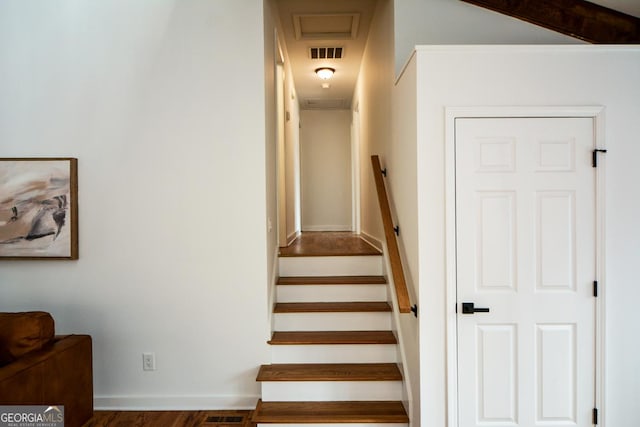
536,191,576,290
477,324,518,423
536,323,576,422
456,117,595,427
477,191,516,291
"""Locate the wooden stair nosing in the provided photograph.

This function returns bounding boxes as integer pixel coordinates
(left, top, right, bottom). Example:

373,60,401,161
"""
277,275,387,285
256,363,402,382
278,251,382,258
252,399,409,423
273,301,391,313
268,330,397,345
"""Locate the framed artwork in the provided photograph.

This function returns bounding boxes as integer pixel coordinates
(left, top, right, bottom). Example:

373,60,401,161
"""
0,158,78,260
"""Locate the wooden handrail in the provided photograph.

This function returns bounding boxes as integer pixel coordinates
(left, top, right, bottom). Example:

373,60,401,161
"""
371,155,412,314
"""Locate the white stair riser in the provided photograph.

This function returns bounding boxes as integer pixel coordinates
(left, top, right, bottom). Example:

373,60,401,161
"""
258,424,408,427
271,344,397,364
274,312,391,331
277,284,387,302
279,256,383,276
261,381,403,402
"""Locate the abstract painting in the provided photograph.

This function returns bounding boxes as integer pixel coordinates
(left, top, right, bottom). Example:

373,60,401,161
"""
0,158,78,259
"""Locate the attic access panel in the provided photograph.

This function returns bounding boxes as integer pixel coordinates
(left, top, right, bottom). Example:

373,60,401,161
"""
293,13,360,40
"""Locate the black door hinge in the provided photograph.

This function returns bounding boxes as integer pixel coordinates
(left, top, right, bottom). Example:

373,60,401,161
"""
592,149,607,167
393,225,400,236
593,281,598,297
593,407,598,425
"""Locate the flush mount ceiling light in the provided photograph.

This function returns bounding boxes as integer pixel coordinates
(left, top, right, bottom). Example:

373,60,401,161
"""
315,67,335,80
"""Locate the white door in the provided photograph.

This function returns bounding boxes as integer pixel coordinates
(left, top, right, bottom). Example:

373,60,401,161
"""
456,117,596,426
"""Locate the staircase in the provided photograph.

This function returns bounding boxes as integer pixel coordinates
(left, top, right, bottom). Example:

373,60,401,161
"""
252,252,409,426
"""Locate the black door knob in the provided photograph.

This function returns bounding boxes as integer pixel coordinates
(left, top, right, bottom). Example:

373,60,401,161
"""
462,302,490,314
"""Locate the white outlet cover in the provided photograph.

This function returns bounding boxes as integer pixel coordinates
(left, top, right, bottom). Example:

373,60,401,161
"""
142,352,156,371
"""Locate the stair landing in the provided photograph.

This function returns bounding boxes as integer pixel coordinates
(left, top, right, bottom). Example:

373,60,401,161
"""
279,232,380,257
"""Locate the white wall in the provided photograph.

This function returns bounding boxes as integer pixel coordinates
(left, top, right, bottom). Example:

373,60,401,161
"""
390,55,420,426
0,0,270,409
353,0,393,244
264,0,301,325
299,109,352,231
264,0,283,302
405,45,640,427
393,0,582,74
265,0,300,249
354,1,422,424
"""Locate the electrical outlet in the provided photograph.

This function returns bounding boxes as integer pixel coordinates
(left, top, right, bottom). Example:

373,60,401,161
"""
142,352,156,371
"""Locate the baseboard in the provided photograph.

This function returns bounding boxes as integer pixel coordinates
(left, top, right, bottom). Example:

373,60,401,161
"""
286,230,300,246
301,225,352,232
269,245,280,335
377,239,415,427
360,231,383,251
94,394,261,411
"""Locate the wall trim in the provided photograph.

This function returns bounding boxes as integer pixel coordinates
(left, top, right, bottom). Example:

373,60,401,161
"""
415,44,640,54
395,50,417,85
444,105,606,427
379,239,414,426
94,395,261,411
286,230,300,246
360,231,383,252
301,225,352,232
268,245,280,338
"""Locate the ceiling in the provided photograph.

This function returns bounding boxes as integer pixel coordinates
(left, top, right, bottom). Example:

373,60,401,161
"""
275,0,639,111
589,0,640,17
276,0,378,110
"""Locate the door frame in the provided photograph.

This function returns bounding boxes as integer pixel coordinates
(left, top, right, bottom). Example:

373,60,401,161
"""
351,101,362,233
444,106,606,427
274,29,288,247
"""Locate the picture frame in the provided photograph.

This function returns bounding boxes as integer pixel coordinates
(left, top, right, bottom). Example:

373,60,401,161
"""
0,158,78,260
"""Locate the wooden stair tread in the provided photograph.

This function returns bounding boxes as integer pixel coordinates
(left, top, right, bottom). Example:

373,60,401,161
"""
252,400,409,423
257,363,402,382
277,275,387,285
268,331,397,345
274,302,391,313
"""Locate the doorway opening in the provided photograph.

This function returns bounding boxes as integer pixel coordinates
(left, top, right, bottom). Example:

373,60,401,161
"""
270,0,387,244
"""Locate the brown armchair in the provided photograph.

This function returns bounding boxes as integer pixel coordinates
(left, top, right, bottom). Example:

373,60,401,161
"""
0,312,93,427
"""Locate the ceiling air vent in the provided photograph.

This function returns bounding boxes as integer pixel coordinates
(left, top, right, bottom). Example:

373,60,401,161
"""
309,47,344,60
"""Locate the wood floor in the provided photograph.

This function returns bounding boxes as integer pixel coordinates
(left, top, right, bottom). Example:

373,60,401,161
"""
279,232,380,257
83,410,255,427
